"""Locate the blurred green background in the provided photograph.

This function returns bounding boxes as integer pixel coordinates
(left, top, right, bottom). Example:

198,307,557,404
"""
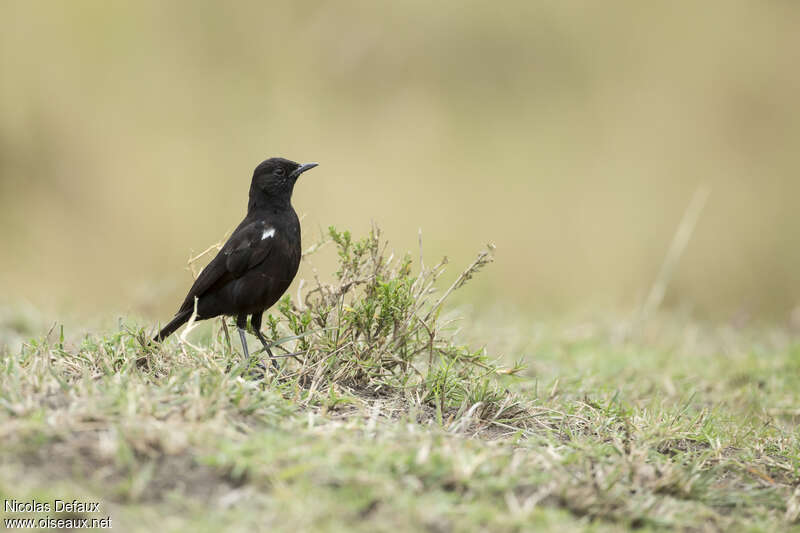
1,1,799,321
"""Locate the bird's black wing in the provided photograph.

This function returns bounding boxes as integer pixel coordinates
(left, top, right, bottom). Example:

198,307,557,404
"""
223,220,275,276
176,219,274,313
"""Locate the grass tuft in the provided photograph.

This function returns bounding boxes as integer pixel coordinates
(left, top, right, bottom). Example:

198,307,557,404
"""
243,225,527,430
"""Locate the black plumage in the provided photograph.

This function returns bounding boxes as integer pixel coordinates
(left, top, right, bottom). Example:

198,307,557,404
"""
153,157,318,367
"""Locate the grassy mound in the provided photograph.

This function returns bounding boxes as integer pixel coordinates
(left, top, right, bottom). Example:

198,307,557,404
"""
1,228,799,532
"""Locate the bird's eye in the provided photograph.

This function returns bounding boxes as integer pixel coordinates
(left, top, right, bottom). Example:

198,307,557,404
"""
274,168,285,177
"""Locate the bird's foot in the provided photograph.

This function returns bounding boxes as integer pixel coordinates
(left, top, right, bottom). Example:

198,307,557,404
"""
254,333,280,371
224,355,270,380
244,358,269,380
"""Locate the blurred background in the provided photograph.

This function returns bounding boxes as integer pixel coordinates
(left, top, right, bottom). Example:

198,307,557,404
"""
1,1,799,323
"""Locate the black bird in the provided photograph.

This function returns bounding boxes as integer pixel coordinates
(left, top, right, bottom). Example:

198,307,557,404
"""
153,157,318,367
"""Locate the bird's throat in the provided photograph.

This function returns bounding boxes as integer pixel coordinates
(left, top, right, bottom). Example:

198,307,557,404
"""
247,189,293,214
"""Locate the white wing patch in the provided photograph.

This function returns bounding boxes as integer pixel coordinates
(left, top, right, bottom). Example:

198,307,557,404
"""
261,227,276,240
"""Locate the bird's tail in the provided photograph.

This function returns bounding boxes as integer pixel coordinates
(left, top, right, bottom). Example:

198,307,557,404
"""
153,310,192,343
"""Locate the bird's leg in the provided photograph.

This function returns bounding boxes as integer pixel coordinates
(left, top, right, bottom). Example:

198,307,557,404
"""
236,314,250,360
251,313,278,370
237,328,250,360
236,313,268,379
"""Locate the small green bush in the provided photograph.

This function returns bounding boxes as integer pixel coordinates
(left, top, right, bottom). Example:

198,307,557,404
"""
251,226,527,426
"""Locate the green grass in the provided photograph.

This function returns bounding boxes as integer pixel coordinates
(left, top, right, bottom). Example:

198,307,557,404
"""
1,230,799,532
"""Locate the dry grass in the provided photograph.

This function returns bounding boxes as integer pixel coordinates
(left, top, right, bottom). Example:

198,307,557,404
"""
1,229,800,531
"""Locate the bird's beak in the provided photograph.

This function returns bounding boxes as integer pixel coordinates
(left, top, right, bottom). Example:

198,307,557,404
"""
291,162,319,179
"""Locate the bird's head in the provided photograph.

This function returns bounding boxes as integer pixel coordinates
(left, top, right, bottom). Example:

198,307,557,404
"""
249,157,318,210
